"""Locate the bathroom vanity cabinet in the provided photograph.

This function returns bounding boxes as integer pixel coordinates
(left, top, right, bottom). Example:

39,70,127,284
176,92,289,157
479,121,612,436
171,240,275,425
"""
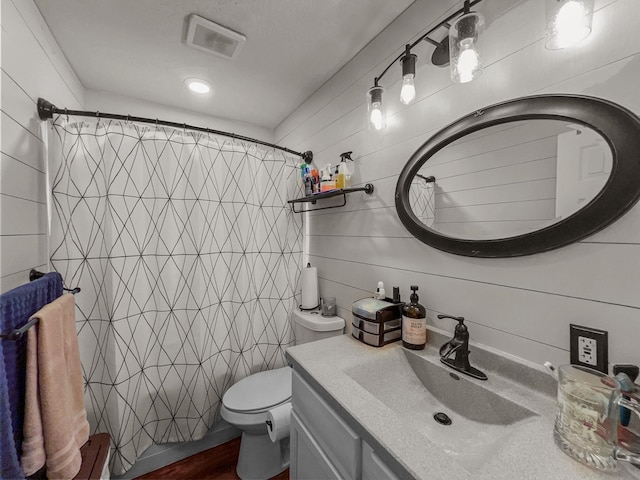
290,370,402,480
287,335,627,480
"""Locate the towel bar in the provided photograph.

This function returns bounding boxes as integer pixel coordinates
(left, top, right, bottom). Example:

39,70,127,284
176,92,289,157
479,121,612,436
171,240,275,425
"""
29,269,81,294
0,270,80,340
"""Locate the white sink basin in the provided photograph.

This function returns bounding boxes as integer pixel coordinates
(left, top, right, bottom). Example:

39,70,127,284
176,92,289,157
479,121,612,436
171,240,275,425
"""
344,347,539,470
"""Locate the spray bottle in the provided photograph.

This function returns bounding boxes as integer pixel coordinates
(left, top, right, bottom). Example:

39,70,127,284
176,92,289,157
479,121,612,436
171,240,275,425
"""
336,151,352,189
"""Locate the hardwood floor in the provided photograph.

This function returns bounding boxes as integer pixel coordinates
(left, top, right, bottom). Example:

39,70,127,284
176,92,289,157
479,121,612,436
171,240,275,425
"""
135,437,289,480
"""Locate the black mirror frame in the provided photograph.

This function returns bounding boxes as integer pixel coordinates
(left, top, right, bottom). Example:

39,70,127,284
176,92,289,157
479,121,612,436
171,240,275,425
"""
395,94,640,257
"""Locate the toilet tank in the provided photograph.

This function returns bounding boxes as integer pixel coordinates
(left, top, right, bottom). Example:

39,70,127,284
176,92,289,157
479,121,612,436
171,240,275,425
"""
292,309,345,345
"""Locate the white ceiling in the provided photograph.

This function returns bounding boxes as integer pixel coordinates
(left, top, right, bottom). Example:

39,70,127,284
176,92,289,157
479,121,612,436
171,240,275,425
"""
34,0,414,129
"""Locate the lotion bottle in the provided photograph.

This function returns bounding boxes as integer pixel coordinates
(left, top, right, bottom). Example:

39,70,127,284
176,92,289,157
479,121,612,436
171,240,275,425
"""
402,285,426,350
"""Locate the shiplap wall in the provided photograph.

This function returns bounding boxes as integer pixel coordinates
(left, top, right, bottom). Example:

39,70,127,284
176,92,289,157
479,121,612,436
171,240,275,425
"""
275,0,640,370
0,0,85,293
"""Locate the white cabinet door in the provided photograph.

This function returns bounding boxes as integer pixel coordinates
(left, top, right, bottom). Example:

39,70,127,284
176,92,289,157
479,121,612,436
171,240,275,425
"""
290,411,341,480
292,371,361,479
362,442,401,480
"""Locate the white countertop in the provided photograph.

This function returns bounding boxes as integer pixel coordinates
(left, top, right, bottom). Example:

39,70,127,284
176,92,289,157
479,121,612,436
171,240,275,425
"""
286,334,637,480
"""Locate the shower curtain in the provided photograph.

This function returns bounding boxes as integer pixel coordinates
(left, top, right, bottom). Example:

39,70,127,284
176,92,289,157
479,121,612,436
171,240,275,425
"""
46,117,303,474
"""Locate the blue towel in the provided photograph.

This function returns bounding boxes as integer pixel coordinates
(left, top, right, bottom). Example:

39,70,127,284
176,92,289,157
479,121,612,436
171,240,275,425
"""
0,338,22,480
0,272,63,480
0,341,24,479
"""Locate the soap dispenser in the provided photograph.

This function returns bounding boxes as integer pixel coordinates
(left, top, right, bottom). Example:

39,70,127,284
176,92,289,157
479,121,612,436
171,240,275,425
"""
402,285,426,350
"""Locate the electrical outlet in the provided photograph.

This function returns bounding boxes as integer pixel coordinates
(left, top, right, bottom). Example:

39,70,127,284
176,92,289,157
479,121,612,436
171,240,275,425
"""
578,336,597,365
570,324,608,374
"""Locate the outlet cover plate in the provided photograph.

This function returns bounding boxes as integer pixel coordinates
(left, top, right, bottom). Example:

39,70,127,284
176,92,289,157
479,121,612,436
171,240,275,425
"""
570,324,608,374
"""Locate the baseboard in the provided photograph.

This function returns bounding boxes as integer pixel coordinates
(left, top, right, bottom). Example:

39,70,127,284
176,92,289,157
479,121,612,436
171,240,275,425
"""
111,420,241,479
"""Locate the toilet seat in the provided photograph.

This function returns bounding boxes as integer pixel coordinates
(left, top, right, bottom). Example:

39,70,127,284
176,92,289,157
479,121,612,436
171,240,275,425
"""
222,366,292,414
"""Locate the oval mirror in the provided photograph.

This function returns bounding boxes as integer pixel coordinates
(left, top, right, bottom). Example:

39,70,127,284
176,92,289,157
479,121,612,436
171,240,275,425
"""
396,95,640,257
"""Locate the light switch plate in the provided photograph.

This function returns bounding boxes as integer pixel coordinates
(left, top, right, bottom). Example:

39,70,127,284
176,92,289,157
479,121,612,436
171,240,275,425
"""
570,324,608,374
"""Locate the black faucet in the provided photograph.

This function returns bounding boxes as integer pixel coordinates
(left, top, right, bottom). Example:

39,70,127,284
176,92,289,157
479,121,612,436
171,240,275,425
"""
438,314,487,381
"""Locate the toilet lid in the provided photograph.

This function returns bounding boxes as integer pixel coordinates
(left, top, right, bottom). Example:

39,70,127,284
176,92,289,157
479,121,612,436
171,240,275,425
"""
223,366,292,413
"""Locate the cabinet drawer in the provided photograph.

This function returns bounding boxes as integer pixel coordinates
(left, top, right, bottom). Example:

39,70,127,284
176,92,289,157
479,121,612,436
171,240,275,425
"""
290,411,341,480
292,371,361,480
362,442,401,480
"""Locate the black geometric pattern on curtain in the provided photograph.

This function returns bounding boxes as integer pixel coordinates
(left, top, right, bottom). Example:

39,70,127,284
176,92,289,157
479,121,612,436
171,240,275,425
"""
47,117,303,475
409,178,435,227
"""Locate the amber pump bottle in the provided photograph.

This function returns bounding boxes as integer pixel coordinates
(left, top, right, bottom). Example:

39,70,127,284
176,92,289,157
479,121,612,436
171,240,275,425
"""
402,285,426,350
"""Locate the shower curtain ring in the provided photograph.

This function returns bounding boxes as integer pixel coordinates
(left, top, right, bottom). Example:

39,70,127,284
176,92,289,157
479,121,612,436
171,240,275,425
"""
64,108,69,121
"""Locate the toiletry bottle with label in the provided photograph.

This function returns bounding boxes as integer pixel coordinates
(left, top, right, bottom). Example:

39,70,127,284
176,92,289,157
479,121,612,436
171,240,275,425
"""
336,152,352,189
304,175,313,196
402,285,426,350
375,281,385,300
311,168,320,193
300,163,307,189
320,165,336,192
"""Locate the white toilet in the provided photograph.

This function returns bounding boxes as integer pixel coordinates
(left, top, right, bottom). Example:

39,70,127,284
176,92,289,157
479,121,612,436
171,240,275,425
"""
220,308,345,479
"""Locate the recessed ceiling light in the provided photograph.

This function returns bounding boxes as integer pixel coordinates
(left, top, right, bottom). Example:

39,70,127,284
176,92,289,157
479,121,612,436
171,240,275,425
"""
185,78,212,94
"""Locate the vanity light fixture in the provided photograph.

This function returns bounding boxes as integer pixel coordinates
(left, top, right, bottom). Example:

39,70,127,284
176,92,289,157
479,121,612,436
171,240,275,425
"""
185,78,212,94
366,0,484,131
545,0,595,50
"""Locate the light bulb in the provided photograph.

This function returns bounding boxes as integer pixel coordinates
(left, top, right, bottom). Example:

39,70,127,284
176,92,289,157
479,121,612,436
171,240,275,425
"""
555,1,590,48
455,41,481,84
399,48,417,105
400,74,416,105
449,12,484,84
367,85,386,131
546,0,594,50
370,104,384,131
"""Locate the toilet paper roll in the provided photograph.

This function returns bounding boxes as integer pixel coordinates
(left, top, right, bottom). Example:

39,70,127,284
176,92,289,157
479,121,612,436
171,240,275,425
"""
266,403,292,443
300,266,319,309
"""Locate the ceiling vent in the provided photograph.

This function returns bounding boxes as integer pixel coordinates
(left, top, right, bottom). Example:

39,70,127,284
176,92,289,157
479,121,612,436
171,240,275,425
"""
185,14,246,60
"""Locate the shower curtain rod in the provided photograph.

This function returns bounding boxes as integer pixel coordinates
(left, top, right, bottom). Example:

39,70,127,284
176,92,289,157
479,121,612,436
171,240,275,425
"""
37,98,313,163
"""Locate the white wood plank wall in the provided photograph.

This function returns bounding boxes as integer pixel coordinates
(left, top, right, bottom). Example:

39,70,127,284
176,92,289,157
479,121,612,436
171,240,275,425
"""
275,0,640,370
0,0,84,292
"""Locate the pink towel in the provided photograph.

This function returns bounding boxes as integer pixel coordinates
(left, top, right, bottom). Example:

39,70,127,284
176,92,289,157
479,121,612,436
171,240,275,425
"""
21,294,90,479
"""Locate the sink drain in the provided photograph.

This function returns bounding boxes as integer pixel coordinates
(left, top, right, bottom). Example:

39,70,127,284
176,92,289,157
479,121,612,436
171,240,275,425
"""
433,412,452,426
